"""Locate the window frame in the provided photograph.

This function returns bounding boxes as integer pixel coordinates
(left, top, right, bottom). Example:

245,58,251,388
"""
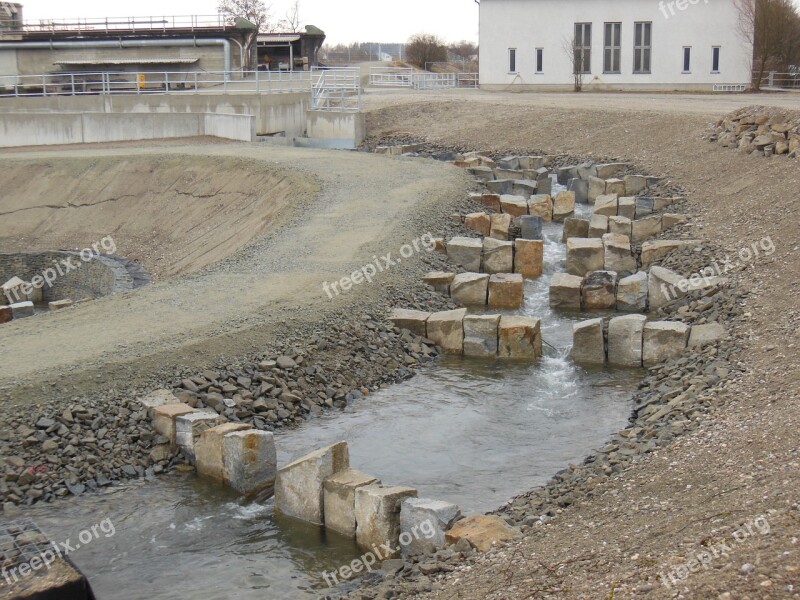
711,46,721,73
603,22,622,74
633,21,652,75
508,47,518,74
682,46,691,74
574,22,592,75
535,47,544,74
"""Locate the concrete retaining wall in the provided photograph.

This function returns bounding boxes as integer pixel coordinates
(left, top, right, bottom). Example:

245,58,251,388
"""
305,110,365,149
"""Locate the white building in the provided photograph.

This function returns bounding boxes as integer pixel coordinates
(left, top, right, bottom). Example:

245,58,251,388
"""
478,0,754,91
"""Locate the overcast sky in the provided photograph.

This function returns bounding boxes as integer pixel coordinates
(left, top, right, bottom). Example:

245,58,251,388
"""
19,0,482,45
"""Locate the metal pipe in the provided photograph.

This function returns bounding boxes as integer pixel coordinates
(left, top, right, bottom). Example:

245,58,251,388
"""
0,38,232,77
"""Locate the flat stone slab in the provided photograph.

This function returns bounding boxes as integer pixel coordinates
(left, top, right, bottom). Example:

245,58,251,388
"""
389,308,431,337
631,215,663,242
572,318,606,366
553,191,576,221
355,484,418,557
427,309,468,354
324,468,380,538
594,194,618,217
588,214,609,238
400,498,462,557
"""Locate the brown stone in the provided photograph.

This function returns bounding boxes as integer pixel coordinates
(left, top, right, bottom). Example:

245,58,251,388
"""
498,316,542,359
527,194,553,222
152,403,196,447
549,273,583,309
582,271,618,310
445,515,521,552
389,309,431,337
489,213,512,240
427,309,468,354
480,193,502,212
0,306,10,324
488,274,525,309
514,239,544,278
500,195,529,217
464,212,491,236
422,271,455,295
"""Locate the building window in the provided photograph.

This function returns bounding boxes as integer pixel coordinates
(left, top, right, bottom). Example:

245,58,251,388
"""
682,47,691,73
603,22,621,73
633,22,652,74
711,46,721,73
574,23,592,74
536,48,544,73
509,48,517,73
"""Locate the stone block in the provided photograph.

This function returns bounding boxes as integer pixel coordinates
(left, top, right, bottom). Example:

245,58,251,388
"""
568,178,589,203
48,299,73,311
688,322,726,347
557,165,578,184
514,239,544,278
445,515,521,552
175,411,225,463
588,214,609,238
648,266,686,310
594,194,619,217
643,321,690,367
616,271,649,312
631,215,663,242
588,176,606,202
447,237,483,272
485,179,515,195
389,308,431,337
195,423,253,483
512,180,539,198
641,240,699,268
137,389,180,417
400,498,462,557
152,403,196,446
577,162,598,179
653,197,677,210
635,197,655,218
519,215,543,240
572,318,606,365
617,197,636,219
624,175,648,195
605,178,626,196
607,315,647,368
520,156,545,170
482,238,514,274
527,194,553,222
608,216,632,238
489,213,512,240
498,316,542,359
500,194,529,217
566,238,605,276
497,156,520,170
450,274,489,306
324,469,380,538
488,274,524,309
603,234,637,274
582,271,618,310
9,301,34,319
464,212,491,236
0,306,10,324
480,193,502,212
662,213,689,230
427,309,468,354
549,273,583,309
469,166,495,181
596,162,630,179
355,484,418,557
222,430,277,496
275,441,350,525
561,218,590,242
495,169,524,181
463,314,501,358
553,191,576,222
423,272,455,295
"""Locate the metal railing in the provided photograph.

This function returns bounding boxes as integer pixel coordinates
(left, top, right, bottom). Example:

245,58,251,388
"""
311,67,361,111
0,15,232,35
367,66,479,90
761,71,800,90
368,67,414,87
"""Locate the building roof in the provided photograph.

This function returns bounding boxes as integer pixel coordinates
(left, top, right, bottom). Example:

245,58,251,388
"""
54,58,200,65
257,34,301,43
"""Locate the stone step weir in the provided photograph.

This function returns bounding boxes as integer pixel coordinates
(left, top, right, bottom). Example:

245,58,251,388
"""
463,191,576,223
423,272,525,309
445,237,543,278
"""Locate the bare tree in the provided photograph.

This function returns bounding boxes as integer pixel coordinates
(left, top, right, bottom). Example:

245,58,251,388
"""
735,0,800,89
279,1,302,32
406,33,448,70
218,0,272,70
448,40,478,60
563,35,586,92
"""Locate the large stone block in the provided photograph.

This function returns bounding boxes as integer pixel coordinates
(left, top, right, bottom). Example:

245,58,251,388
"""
9,301,34,319
514,239,543,278
422,272,455,295
588,214,609,238
195,423,253,483
483,238,514,274
498,316,542,359
527,194,553,222
631,215,663,242
519,215,543,240
400,498,462,557
608,216,632,238
566,238,604,276
495,168,524,180
553,191,576,222
662,213,689,230
596,162,630,179
635,196,655,218
355,484,418,557
607,315,646,368
485,179,515,195
152,403,196,447
512,179,539,199
137,389,180,417
0,306,10,324
572,318,606,365
616,271,649,312
223,430,277,496
648,266,685,310
389,308,431,337
582,271,618,310
480,193,502,212
536,176,553,196
427,309,467,354
275,441,350,525
641,240,699,268
447,237,483,272
497,156,520,170
568,178,590,203
688,322,726,347
603,233,637,274
463,314,501,358
500,194,529,217
643,321,690,368
594,194,619,217
175,411,225,463
324,469,380,538
464,212,491,236
549,273,583,309
489,213,512,240
450,273,489,306
557,165,578,184
562,218,590,242
617,197,636,219
445,515,521,552
624,174,648,195
488,274,524,309
588,176,606,202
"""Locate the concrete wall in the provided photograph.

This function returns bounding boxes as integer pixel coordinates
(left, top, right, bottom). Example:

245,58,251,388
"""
479,0,753,90
0,111,255,147
305,110,365,149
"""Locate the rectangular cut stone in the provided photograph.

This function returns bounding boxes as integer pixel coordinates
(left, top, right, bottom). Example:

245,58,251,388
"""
195,423,252,483
498,156,520,170
648,266,686,310
689,322,725,348
582,271,618,310
577,162,598,179
355,484,418,557
465,212,491,236
499,316,542,359
588,176,606,202
137,389,180,417
512,179,538,198
594,194,619,217
596,162,630,179
631,215,663,242
641,240,699,268
537,176,553,197
514,239,543,278
549,273,583,309
662,213,689,230
588,214,609,238
469,166,496,181
572,318,606,365
489,213,512,240
486,179,514,195
500,195,529,217
607,315,647,368
562,218,590,242
324,469,381,538
48,299,73,311
422,272,455,295
553,191,576,222
624,175,648,195
450,273,490,306
608,216,632,238
400,498,462,557
483,237,514,274
488,274,524,309
653,197,677,210
495,168,524,180
9,301,34,319
0,306,10,324
152,403,196,447
222,430,277,496
389,308,431,337
568,178,589,203
617,272,649,312
275,441,350,525
176,411,225,463
480,193,502,212
566,238,604,276
519,215,543,240
463,314,501,358
643,321,690,367
635,197,655,218
617,197,636,219
447,237,483,272
527,194,553,222
603,234,637,274
558,165,578,184
427,309,467,354
605,178,626,196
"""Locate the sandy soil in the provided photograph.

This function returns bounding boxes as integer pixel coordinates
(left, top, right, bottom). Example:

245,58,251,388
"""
359,90,800,598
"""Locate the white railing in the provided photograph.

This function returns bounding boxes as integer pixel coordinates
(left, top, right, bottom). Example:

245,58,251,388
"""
311,67,361,111
0,70,314,97
0,15,231,35
367,67,479,90
457,73,480,88
369,67,414,87
712,83,747,92
412,72,456,89
762,71,800,90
